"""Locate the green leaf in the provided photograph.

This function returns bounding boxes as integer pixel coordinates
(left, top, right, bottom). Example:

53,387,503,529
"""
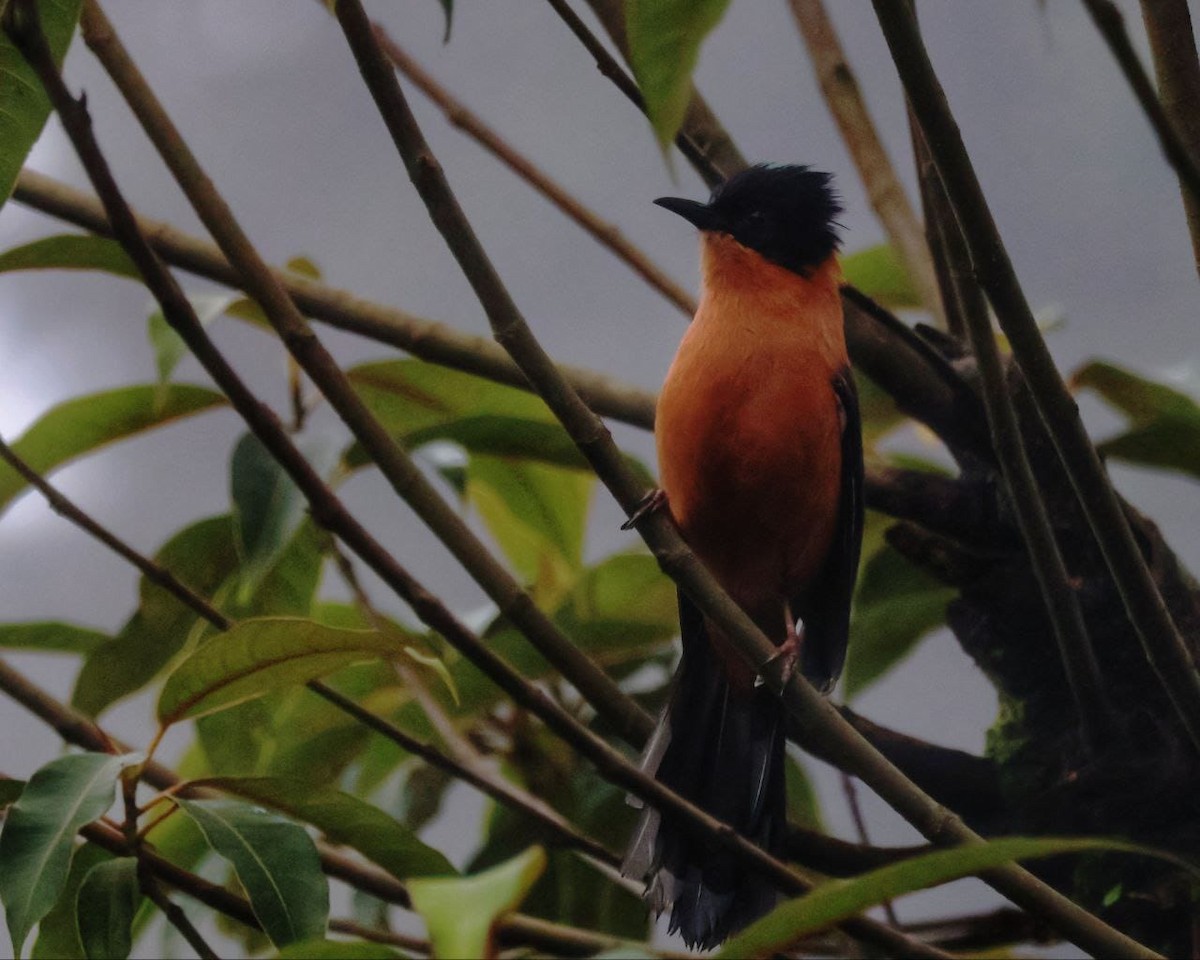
855,370,906,447
0,234,137,278
409,847,546,959
718,836,1198,958
0,779,25,808
0,752,132,958
76,858,138,960
0,0,83,210
626,0,731,152
148,292,237,391
344,359,653,485
231,432,309,600
276,941,403,959
1072,360,1200,480
72,516,238,718
175,798,328,948
841,244,921,310
843,519,953,699
0,621,109,655
0,384,227,516
785,754,824,833
467,455,593,606
191,777,455,879
157,617,397,725
30,842,111,960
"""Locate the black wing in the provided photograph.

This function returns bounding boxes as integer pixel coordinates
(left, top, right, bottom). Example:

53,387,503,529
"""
797,367,865,692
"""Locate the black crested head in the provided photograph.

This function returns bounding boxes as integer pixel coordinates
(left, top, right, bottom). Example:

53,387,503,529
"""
655,164,842,277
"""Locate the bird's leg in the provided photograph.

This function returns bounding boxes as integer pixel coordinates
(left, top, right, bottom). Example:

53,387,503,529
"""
759,603,804,687
620,487,669,530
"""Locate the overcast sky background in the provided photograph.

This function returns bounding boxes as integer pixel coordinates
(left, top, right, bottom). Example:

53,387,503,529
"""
1,0,1197,954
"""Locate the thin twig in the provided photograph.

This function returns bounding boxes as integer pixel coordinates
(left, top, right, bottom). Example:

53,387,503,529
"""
328,919,429,955
788,0,943,323
142,877,221,960
331,2,1160,956
873,0,1200,760
574,0,748,180
372,24,695,316
910,106,967,339
1137,0,1200,279
326,539,621,868
1081,0,1200,206
78,0,651,750
541,0,725,187
7,12,936,957
840,771,900,927
923,130,1116,755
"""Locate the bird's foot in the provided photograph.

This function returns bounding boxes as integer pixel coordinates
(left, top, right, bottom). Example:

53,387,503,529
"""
621,487,668,530
756,629,802,689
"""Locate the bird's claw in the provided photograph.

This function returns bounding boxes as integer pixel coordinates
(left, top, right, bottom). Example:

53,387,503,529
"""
755,633,802,688
621,488,668,530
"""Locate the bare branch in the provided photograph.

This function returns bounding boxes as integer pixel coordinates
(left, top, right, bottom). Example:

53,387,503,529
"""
1082,0,1200,209
372,25,695,316
788,0,943,323
541,0,725,187
1138,0,1200,279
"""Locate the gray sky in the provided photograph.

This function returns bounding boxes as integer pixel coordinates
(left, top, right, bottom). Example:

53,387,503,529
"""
1,1,1197,953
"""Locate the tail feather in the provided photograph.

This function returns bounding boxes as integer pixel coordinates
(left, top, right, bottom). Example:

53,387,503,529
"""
622,592,787,949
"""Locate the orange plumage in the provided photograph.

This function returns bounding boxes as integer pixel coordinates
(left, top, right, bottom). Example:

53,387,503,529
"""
657,235,847,690
623,165,863,949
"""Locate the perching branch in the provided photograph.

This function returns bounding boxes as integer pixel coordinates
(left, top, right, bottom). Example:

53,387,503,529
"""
788,0,944,323
873,0,1200,757
78,0,652,751
1137,0,1200,279
330,1,1157,956
371,24,696,316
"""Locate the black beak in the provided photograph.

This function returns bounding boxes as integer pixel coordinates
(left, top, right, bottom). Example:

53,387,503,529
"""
654,196,719,230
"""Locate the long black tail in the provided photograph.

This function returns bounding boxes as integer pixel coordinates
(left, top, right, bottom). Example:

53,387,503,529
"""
623,592,787,950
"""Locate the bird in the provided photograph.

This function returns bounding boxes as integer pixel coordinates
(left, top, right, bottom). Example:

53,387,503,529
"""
621,164,864,949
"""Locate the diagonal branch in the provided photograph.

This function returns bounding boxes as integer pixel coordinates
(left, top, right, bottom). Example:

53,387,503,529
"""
330,1,1158,956
907,124,1115,753
873,0,1200,757
572,0,747,180
77,0,651,750
1137,0,1200,279
541,0,725,187
372,25,695,316
1081,0,1200,207
788,0,943,323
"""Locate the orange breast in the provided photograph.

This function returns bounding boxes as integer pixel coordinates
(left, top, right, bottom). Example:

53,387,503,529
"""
655,239,847,631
